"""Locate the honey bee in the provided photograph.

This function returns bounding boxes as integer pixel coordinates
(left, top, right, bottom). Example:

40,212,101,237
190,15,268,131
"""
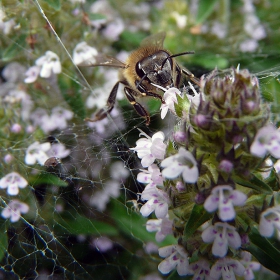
79,32,199,125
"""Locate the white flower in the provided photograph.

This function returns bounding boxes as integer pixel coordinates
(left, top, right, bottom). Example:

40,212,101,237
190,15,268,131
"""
110,161,130,181
24,65,41,83
0,172,28,196
201,222,241,257
146,216,173,242
131,130,167,168
102,18,125,41
204,185,247,221
92,237,113,252
35,51,62,78
51,107,73,128
189,259,212,280
259,205,280,238
0,9,15,35
210,258,245,280
160,87,181,119
137,164,163,187
171,12,187,29
1,200,29,223
48,143,71,159
90,180,120,212
274,159,280,173
250,125,280,158
140,185,170,219
158,245,190,276
240,252,261,280
161,147,199,183
73,42,98,65
25,141,51,166
30,107,73,134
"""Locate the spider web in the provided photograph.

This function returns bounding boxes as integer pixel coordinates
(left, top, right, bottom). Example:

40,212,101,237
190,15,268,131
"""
0,0,280,279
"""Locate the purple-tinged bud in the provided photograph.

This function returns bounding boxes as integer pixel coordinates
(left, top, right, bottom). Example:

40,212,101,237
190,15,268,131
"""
10,123,22,133
241,99,259,114
4,154,13,164
193,114,211,129
195,192,206,204
173,131,187,143
219,159,234,173
176,181,186,192
240,233,250,246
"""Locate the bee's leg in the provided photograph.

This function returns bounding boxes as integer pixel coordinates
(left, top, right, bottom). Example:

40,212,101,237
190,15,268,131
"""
124,87,150,125
85,82,119,122
141,91,165,104
181,66,200,86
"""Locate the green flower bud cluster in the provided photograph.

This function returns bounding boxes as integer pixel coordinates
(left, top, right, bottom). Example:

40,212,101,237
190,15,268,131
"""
186,69,270,191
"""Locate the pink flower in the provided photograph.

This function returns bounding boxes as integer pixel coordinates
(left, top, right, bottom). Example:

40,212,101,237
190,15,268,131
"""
140,185,170,219
131,130,167,167
250,125,280,158
0,172,28,196
161,147,198,183
158,245,190,276
210,258,245,280
1,200,29,222
201,222,241,257
204,185,247,221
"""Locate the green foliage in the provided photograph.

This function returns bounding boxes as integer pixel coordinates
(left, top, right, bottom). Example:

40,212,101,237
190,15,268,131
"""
0,221,8,262
42,0,61,11
248,227,280,275
183,204,211,239
29,173,68,187
56,214,118,235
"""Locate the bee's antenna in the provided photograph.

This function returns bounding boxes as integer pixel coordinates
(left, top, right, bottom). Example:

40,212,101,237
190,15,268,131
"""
136,70,156,90
161,51,195,70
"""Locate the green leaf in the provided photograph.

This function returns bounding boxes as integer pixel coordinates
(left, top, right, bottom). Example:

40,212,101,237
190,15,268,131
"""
0,221,8,262
1,34,27,62
195,0,219,24
117,31,147,50
184,204,211,239
248,226,280,275
42,0,61,11
233,174,273,194
57,214,118,235
193,54,228,70
58,76,86,120
29,173,68,187
175,94,190,118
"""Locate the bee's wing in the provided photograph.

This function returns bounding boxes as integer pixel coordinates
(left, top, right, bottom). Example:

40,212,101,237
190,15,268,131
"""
140,32,166,48
77,54,126,68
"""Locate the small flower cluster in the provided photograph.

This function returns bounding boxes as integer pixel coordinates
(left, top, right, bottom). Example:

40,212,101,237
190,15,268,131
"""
130,68,280,279
0,172,29,222
24,51,62,83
